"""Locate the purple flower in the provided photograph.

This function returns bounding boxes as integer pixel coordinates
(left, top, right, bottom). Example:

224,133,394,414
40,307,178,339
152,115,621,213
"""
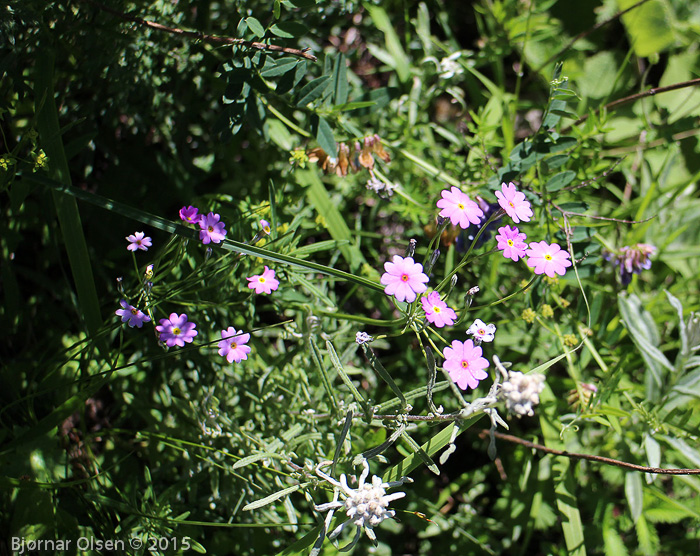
495,182,533,224
421,291,457,328
496,225,528,261
179,206,201,224
156,313,198,347
198,212,227,245
218,327,252,363
260,219,271,235
436,186,484,229
603,244,656,286
526,241,571,277
126,232,152,252
247,266,280,294
380,255,429,303
115,299,151,328
442,339,489,390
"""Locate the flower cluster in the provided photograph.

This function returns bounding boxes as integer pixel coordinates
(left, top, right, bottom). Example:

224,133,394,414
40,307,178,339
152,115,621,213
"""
603,243,656,286
307,134,390,177
314,459,411,549
500,370,546,417
178,205,228,245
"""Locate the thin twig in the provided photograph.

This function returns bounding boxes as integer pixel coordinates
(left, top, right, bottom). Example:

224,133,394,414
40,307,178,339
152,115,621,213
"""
574,78,700,126
80,0,318,61
481,430,700,475
531,0,653,77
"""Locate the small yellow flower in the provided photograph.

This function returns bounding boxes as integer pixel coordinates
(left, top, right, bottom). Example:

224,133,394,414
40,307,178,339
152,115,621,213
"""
33,150,49,172
522,308,536,324
543,275,559,286
563,334,578,347
289,148,309,168
540,304,554,318
0,157,9,171
315,214,327,228
558,297,571,308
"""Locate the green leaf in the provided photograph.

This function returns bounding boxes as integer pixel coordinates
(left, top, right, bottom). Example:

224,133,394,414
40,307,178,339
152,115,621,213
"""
364,6,411,83
261,58,298,78
232,452,285,470
308,337,339,411
34,50,107,361
313,115,336,157
242,484,303,511
295,75,331,106
619,0,675,57
270,22,308,38
625,471,643,522
400,430,440,475
545,170,576,192
245,17,265,39
361,344,406,409
326,340,370,414
331,53,348,106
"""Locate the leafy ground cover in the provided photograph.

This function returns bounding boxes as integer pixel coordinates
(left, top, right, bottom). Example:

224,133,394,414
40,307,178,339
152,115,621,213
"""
2,0,700,554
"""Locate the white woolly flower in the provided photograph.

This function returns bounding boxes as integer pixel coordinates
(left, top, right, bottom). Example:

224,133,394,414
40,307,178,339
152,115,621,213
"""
355,331,374,345
314,459,412,550
467,319,496,343
500,371,545,417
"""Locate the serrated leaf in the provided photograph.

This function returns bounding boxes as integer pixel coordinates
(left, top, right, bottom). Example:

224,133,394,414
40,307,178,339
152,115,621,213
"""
270,22,308,38
545,171,576,192
245,17,265,38
295,75,331,106
243,484,302,511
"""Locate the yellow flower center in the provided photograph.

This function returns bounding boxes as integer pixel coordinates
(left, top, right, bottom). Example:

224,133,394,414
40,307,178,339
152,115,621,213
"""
259,277,266,283
479,329,485,335
172,327,181,335
434,306,441,313
401,274,409,282
208,226,214,232
458,203,465,210
131,308,138,315
461,360,469,369
545,254,552,261
507,239,514,247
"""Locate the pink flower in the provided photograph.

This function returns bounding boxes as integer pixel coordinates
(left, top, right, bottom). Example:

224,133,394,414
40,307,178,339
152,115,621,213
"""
436,186,484,229
218,327,251,363
380,255,429,303
115,299,151,328
495,182,533,224
247,266,279,294
526,241,572,277
126,232,152,252
442,339,489,390
179,205,201,224
496,225,528,261
421,291,457,328
156,313,198,347
467,319,496,342
198,212,227,245
260,219,271,235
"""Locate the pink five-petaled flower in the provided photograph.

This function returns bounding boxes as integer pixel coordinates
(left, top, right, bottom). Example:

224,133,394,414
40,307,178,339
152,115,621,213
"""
421,291,457,328
218,327,251,363
495,182,533,224
198,212,227,245
436,186,484,229
442,339,489,391
247,266,280,294
380,255,429,303
126,232,152,252
179,205,201,224
496,225,528,261
115,299,151,328
156,313,198,347
526,241,572,277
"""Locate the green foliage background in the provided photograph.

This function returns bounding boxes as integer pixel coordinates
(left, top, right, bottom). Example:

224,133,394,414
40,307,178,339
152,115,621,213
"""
2,0,700,554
